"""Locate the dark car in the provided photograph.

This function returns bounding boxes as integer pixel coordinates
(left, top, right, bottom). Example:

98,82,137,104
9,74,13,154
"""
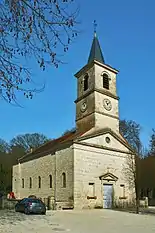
15,198,46,215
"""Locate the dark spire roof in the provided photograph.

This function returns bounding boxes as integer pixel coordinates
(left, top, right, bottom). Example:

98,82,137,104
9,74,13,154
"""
88,33,105,64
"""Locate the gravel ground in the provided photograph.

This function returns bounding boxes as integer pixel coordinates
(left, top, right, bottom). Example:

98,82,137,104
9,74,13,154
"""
1,209,155,233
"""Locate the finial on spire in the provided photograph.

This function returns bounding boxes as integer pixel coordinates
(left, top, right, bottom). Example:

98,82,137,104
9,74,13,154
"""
93,20,97,37
88,21,105,64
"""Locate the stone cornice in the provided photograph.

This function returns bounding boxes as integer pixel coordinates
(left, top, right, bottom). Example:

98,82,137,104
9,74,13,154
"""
95,88,119,100
74,88,94,103
75,128,135,153
74,60,119,78
19,141,73,164
74,141,133,155
74,62,94,78
76,111,94,121
76,110,119,122
94,60,119,74
75,88,119,103
96,111,119,120
99,172,118,181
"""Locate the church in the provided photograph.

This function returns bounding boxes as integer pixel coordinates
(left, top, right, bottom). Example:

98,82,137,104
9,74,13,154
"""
12,31,135,210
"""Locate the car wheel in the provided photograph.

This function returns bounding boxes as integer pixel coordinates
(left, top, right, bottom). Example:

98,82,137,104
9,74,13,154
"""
24,208,30,215
41,212,46,215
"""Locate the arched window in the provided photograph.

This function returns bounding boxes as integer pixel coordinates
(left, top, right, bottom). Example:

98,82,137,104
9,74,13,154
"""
62,172,66,188
103,73,109,90
29,177,32,189
83,74,89,91
38,176,41,188
22,178,24,188
49,175,52,188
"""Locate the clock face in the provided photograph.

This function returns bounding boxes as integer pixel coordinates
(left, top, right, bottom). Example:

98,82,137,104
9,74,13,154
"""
103,99,112,111
80,102,87,112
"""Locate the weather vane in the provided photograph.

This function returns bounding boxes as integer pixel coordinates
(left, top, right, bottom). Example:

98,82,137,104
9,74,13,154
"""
93,20,97,36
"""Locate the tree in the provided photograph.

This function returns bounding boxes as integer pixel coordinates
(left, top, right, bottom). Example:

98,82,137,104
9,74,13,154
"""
0,151,11,193
140,156,155,201
62,127,76,136
10,145,26,165
123,151,141,214
0,139,10,192
148,129,155,156
120,119,142,213
120,119,142,153
10,133,50,152
0,138,10,152
0,145,26,193
0,163,9,192
0,0,78,103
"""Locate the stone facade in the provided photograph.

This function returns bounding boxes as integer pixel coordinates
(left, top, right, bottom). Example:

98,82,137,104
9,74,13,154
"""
12,33,135,210
12,131,134,209
13,145,74,209
73,131,134,209
75,61,119,133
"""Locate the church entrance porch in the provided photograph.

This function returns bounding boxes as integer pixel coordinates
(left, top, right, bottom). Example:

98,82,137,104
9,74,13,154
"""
103,184,113,208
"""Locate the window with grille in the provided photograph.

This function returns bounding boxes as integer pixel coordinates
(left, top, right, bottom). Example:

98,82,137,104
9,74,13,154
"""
83,74,89,91
103,73,109,90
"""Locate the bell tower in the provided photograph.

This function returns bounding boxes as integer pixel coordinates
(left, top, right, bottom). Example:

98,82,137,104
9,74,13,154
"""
74,30,120,133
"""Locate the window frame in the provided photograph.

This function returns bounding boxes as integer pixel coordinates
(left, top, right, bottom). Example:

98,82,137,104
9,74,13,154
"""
83,74,89,91
22,178,24,188
38,176,41,189
102,73,109,90
87,182,96,199
49,174,52,188
29,177,32,189
119,184,126,199
89,182,95,196
62,172,66,188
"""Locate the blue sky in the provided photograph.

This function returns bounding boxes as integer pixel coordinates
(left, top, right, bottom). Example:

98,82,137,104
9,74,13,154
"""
1,0,155,148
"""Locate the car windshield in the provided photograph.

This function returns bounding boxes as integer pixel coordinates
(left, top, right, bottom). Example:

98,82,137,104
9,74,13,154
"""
18,198,27,204
28,198,43,203
18,198,43,204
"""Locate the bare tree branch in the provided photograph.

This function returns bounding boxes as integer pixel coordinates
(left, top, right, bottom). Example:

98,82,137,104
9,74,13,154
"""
0,0,79,103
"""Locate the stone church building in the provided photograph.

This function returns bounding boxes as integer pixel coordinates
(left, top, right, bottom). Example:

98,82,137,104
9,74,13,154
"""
12,33,135,209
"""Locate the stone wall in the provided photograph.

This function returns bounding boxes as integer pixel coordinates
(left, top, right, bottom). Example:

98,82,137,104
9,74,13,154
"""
76,65,95,99
55,146,74,209
0,197,20,210
75,61,119,132
94,63,117,97
12,144,74,209
73,142,134,209
12,131,135,211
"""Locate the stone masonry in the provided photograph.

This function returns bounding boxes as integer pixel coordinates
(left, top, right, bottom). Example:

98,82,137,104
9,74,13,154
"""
13,145,74,209
12,32,135,210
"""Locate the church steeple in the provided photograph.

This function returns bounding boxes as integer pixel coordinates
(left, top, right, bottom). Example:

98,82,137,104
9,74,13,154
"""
75,24,119,133
88,24,105,64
